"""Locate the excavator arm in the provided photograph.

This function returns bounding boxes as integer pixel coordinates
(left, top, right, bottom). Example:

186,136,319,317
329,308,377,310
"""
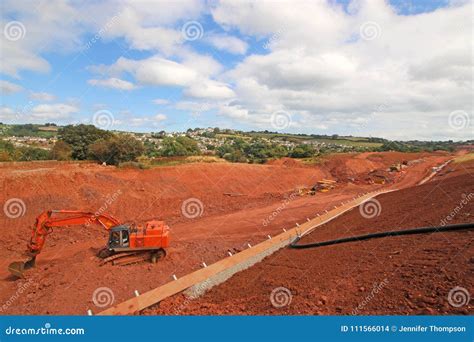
9,210,121,278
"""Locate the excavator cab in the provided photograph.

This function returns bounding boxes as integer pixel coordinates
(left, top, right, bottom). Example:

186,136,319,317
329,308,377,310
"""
107,226,130,249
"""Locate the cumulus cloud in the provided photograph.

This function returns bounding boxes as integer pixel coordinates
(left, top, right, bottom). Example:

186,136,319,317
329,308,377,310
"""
30,103,79,119
1,0,471,139
211,0,472,139
205,33,248,54
88,77,137,90
29,91,56,101
0,80,23,94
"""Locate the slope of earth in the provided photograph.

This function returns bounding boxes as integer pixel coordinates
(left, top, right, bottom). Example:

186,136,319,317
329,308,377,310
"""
146,159,473,315
0,152,450,314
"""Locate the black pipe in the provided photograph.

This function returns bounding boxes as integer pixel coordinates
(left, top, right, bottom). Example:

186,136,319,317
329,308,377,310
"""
290,223,474,249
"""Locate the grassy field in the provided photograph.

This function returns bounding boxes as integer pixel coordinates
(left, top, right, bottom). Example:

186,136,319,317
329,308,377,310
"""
453,153,474,164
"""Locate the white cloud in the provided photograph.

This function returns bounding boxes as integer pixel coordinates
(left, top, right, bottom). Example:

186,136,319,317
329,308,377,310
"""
29,91,56,101
212,0,472,139
205,33,248,54
88,77,137,90
108,56,199,87
155,113,167,122
0,106,16,120
0,80,23,94
184,79,235,99
30,103,79,119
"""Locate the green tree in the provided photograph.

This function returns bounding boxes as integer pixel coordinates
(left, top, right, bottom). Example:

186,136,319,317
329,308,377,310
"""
290,144,315,158
160,136,200,156
51,140,72,160
58,124,112,160
89,134,144,165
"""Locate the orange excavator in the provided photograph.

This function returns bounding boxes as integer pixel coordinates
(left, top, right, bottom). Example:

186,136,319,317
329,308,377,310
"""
8,210,170,278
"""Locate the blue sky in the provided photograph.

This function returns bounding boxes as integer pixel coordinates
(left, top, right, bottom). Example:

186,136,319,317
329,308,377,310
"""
0,0,471,140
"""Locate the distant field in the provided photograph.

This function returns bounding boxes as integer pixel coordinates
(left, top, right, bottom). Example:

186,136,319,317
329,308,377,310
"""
222,132,383,148
453,153,474,164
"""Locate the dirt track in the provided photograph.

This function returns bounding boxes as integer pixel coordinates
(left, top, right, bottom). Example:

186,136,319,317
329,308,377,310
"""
0,152,453,314
145,159,473,315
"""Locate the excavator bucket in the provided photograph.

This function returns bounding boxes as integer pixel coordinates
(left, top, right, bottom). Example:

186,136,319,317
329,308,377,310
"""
8,257,36,278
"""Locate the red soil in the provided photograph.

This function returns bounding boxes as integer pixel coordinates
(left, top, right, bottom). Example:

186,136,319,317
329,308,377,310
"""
146,159,473,315
0,152,451,314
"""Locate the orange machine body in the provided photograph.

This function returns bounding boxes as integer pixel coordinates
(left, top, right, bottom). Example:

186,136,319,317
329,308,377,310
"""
128,221,170,249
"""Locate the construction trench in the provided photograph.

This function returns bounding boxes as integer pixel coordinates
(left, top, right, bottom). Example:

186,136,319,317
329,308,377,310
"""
99,156,473,316
1,151,472,315
98,190,391,315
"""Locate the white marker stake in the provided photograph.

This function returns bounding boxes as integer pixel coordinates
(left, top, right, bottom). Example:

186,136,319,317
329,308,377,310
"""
306,218,310,222
172,274,178,281
283,228,287,232
87,309,93,316
202,262,207,268
267,235,271,240
247,243,252,248
134,290,140,297
228,251,233,257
